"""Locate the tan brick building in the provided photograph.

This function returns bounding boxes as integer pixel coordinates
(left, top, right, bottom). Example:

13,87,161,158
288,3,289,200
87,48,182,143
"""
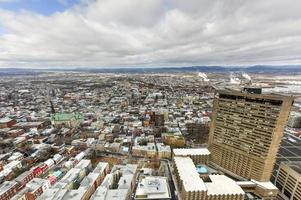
173,156,245,200
208,90,294,181
275,162,301,200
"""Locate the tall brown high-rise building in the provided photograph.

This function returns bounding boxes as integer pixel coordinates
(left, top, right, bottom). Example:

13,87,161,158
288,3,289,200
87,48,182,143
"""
208,90,294,181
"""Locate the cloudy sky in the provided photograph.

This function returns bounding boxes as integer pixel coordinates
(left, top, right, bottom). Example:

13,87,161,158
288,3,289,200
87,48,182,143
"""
0,0,301,68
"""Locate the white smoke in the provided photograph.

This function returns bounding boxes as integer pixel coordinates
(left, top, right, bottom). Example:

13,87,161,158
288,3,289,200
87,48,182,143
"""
242,73,251,81
198,72,209,82
230,72,240,84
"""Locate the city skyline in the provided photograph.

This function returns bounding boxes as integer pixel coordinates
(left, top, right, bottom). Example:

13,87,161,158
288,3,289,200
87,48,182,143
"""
1,1,301,199
0,71,300,200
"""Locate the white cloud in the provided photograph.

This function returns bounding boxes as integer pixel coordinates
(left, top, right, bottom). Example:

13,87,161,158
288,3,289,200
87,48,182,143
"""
1,0,301,68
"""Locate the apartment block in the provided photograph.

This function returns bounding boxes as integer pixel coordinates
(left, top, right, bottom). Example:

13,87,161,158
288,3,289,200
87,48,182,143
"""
209,90,294,181
90,164,138,200
0,181,19,200
132,143,157,158
156,143,171,159
275,162,301,200
173,156,245,200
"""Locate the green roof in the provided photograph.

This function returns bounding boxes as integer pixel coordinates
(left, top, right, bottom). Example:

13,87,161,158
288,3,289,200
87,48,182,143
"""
52,113,83,121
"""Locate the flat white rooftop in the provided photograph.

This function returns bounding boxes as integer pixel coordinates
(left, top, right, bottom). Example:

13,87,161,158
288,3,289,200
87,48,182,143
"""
90,186,128,200
0,117,13,123
250,179,278,190
135,176,171,200
106,189,128,200
93,162,108,174
37,188,68,200
174,157,207,192
132,143,156,152
173,148,210,156
205,175,245,196
156,143,171,152
74,159,91,170
59,168,81,183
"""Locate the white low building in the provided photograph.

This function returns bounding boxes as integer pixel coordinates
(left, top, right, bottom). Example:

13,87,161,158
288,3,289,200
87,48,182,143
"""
135,176,171,200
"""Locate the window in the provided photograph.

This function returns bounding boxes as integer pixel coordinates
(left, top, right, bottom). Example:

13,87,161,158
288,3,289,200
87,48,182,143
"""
284,189,291,199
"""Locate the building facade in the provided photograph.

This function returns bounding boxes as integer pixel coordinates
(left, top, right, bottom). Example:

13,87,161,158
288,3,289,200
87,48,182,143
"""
275,162,301,200
173,148,210,164
173,156,245,200
208,90,294,181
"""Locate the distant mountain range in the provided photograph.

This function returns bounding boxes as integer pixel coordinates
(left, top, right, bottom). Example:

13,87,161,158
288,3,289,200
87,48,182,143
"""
68,65,301,73
0,68,42,76
0,65,301,75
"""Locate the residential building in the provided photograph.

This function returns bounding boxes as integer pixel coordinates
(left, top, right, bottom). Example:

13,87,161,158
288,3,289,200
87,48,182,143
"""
173,156,207,200
0,181,19,200
0,118,16,128
275,162,301,200
57,168,81,190
173,156,245,200
15,178,50,200
132,143,157,158
90,164,137,200
209,90,294,181
162,133,185,148
77,173,99,200
15,171,35,189
92,162,109,187
287,112,301,128
156,143,171,159
74,159,92,181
